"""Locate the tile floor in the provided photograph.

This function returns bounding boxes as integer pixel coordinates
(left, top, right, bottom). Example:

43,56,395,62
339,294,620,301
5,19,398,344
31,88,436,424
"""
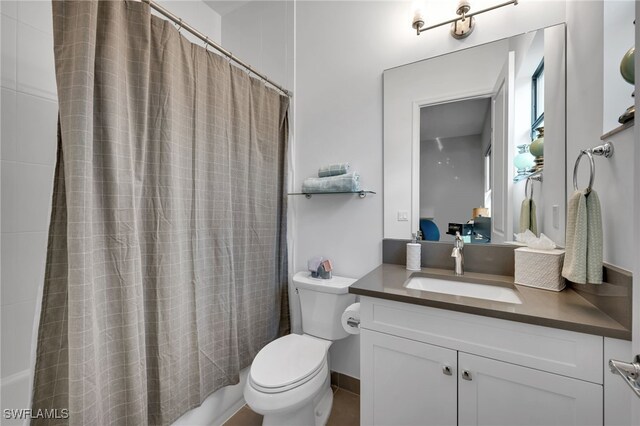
224,386,360,426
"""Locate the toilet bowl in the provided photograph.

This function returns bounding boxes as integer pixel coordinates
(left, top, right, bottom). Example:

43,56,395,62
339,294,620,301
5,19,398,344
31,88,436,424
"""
244,334,332,426
243,272,356,426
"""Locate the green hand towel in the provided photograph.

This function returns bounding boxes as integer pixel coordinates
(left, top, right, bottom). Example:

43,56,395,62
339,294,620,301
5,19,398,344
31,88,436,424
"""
562,190,603,284
585,190,603,284
318,163,350,178
302,172,361,193
562,191,588,283
519,198,538,235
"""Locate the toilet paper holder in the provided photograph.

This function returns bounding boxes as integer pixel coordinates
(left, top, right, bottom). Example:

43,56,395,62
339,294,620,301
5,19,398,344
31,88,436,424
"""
346,317,360,328
342,302,361,335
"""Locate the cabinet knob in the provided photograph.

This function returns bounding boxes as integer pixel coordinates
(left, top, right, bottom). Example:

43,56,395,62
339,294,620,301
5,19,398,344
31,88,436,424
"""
442,365,452,376
461,370,472,381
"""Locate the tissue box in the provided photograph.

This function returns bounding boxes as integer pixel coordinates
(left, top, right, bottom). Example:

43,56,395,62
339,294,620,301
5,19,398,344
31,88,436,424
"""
514,247,566,291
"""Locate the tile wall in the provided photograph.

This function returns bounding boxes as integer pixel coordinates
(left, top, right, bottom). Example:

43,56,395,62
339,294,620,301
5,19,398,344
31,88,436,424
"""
1,1,57,420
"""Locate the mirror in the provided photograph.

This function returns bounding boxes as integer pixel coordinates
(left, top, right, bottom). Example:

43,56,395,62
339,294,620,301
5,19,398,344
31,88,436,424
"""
383,24,566,246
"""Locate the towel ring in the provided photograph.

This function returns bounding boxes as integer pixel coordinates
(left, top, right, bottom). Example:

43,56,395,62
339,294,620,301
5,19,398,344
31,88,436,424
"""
573,150,595,193
525,177,534,199
524,173,542,199
572,141,614,194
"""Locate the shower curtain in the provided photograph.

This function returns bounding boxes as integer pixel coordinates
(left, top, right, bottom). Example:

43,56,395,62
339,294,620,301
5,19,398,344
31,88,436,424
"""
31,1,289,425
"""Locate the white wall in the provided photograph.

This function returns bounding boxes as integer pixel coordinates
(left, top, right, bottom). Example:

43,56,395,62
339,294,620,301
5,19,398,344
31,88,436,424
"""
566,0,634,271
159,0,221,43
420,135,485,241
294,0,634,379
0,1,222,423
221,0,294,90
294,0,565,378
602,0,635,132
1,1,58,420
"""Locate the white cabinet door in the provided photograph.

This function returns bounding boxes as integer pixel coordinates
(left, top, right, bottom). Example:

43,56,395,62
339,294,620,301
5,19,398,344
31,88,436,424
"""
458,353,603,426
360,329,457,426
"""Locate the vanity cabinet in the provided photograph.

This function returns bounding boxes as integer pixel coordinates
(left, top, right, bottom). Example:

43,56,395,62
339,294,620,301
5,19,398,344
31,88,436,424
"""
359,296,605,426
361,329,457,426
458,353,602,426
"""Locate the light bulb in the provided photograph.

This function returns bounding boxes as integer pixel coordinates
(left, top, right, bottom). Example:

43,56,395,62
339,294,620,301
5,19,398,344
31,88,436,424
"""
411,1,426,30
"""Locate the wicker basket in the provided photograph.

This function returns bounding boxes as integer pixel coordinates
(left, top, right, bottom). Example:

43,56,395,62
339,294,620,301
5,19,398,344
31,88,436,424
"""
514,247,566,291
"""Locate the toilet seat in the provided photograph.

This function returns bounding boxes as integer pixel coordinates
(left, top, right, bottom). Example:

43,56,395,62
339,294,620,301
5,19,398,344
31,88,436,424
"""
249,334,330,394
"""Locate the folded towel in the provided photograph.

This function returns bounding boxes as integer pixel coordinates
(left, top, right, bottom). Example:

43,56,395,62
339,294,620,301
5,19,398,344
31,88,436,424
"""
562,190,603,284
318,163,350,178
302,172,360,193
519,198,538,235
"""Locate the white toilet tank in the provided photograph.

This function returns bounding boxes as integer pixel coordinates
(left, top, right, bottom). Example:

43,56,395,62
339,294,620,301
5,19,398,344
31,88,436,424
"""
293,271,356,340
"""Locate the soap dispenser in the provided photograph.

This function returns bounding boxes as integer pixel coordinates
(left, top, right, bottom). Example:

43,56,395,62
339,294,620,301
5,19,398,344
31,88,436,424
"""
406,233,421,271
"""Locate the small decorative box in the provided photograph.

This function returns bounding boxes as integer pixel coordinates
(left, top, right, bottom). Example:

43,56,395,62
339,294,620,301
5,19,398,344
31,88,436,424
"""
514,247,566,291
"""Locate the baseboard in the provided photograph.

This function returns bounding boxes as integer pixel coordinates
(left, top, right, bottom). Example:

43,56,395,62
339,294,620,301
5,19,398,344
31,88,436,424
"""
330,371,360,395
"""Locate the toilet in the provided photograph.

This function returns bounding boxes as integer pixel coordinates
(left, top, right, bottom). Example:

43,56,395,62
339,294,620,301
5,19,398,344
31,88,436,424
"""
243,271,356,426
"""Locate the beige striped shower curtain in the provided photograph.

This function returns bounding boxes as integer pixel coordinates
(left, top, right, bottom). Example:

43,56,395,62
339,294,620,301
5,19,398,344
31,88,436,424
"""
31,1,290,424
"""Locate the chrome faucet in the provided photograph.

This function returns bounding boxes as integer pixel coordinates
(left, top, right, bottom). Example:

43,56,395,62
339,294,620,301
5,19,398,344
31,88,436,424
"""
451,232,464,276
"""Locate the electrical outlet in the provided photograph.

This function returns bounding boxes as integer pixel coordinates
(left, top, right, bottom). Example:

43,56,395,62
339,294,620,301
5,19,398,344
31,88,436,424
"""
397,211,409,222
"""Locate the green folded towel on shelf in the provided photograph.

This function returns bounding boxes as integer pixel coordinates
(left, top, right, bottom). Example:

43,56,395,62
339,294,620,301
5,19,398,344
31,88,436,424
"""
302,172,361,193
562,190,603,284
318,163,350,178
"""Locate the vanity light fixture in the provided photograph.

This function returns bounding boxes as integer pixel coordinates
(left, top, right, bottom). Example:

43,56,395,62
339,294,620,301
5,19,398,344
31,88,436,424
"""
412,0,518,39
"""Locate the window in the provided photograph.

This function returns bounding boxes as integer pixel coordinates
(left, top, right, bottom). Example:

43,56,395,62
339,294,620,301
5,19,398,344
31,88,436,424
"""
484,147,492,209
531,60,544,138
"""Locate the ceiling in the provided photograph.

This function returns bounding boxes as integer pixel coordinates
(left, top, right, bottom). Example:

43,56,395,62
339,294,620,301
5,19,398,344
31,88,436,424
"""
204,0,252,16
420,97,491,141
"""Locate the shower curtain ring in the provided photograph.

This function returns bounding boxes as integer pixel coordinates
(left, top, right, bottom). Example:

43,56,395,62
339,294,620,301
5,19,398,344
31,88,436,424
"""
204,36,209,49
227,53,233,63
176,18,183,33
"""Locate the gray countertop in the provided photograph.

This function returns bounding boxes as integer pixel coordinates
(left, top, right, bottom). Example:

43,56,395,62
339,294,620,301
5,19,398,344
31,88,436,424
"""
349,263,631,340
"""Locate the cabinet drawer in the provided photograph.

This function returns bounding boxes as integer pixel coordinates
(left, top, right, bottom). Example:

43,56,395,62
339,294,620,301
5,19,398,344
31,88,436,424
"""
360,296,603,384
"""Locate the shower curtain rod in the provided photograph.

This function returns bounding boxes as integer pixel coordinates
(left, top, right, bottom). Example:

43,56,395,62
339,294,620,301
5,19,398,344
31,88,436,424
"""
141,0,292,97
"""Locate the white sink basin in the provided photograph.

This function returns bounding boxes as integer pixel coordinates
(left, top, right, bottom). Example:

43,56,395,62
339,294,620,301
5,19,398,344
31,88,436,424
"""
405,276,523,304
